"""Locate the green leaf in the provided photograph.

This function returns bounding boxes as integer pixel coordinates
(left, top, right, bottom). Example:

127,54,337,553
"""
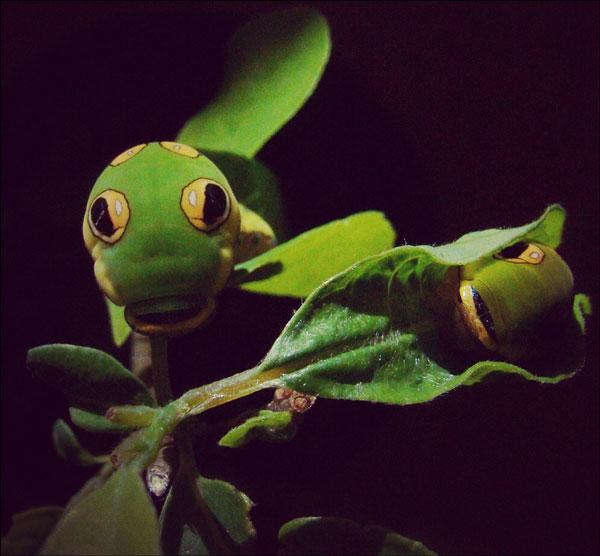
160,471,255,554
219,409,294,448
69,407,138,434
278,517,436,555
52,419,106,466
105,297,131,347
177,8,331,158
233,212,396,298
159,470,209,556
573,293,592,333
205,151,286,239
1,506,62,556
198,477,256,548
41,468,160,555
27,344,155,409
253,205,587,404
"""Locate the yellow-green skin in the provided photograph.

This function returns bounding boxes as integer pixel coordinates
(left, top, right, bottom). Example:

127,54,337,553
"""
459,243,574,360
83,142,273,335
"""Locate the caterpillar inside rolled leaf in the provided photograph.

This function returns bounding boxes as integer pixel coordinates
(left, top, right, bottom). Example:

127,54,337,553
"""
453,242,574,362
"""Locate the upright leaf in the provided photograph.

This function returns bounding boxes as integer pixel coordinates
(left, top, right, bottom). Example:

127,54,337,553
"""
1,507,62,556
41,468,160,555
232,212,396,298
278,517,436,555
27,344,155,409
177,8,331,157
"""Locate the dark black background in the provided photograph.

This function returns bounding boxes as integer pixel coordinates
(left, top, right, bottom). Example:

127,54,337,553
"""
2,2,598,554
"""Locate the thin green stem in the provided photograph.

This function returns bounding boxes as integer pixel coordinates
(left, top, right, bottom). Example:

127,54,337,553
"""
147,335,231,555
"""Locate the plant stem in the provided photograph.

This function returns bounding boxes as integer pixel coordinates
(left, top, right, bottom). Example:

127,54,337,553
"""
177,366,285,417
150,336,173,405
148,335,231,555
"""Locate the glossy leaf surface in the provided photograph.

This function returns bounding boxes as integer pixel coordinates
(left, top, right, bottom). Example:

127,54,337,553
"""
219,409,293,448
41,468,160,555
1,507,62,556
27,344,155,409
177,8,330,158
253,206,588,403
233,211,396,298
278,517,436,555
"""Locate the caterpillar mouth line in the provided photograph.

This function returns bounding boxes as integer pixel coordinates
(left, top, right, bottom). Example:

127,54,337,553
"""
125,299,216,337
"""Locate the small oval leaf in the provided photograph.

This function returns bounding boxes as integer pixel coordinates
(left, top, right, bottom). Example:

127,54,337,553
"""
69,407,136,434
219,410,294,448
27,344,155,409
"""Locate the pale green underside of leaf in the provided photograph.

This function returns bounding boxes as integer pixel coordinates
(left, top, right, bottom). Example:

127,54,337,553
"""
177,8,331,158
278,516,437,555
219,409,293,447
279,331,575,404
106,297,131,347
27,344,155,409
41,468,160,555
255,205,587,405
2,506,63,556
234,211,396,298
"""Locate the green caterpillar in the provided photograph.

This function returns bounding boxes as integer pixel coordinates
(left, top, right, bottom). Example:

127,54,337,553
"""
83,141,275,337
455,241,573,361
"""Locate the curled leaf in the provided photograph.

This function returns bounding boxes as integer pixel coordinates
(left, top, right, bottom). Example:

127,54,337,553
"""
251,206,588,405
219,409,294,448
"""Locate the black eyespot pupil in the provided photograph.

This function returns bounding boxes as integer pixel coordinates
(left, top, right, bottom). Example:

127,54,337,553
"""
91,197,116,237
203,184,228,226
471,287,497,341
498,241,528,259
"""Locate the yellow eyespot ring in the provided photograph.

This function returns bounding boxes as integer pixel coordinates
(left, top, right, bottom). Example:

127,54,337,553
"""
88,189,131,244
160,141,201,158
110,144,147,166
494,242,545,265
181,179,231,232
